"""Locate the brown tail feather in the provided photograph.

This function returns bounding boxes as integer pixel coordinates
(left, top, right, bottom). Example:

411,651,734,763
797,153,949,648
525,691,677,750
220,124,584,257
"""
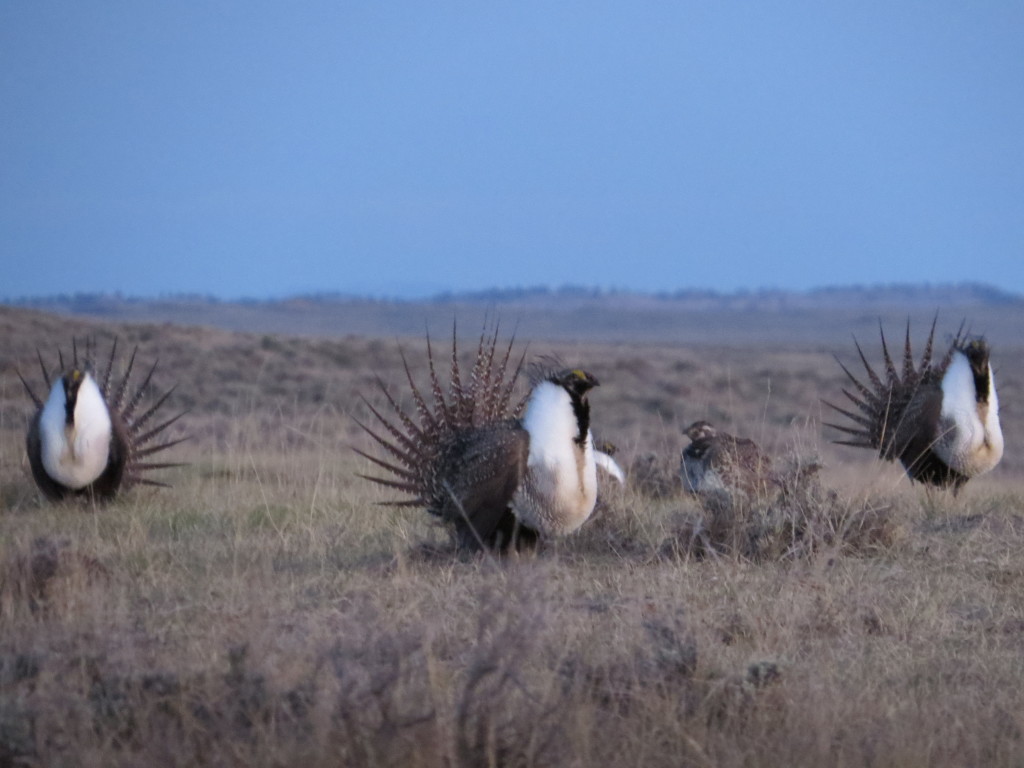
878,322,900,384
131,478,172,489
134,436,190,459
901,322,915,381
358,394,424,458
425,332,455,430
823,417,870,438
355,471,426,497
354,322,524,518
100,337,118,397
823,400,875,432
827,319,949,462
448,323,469,425
353,409,425,472
833,354,880,407
368,377,427,445
131,461,188,473
351,441,419,480
839,386,875,418
112,347,138,411
36,349,52,389
107,344,186,491
499,340,528,418
918,315,938,372
130,384,177,434
133,410,188,448
399,346,439,434
833,438,876,449
470,326,495,418
16,368,43,409
371,498,427,509
122,358,160,421
853,338,885,392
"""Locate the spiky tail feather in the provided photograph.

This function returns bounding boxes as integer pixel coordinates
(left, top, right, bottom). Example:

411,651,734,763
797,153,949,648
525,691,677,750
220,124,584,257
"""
353,322,527,513
823,317,966,460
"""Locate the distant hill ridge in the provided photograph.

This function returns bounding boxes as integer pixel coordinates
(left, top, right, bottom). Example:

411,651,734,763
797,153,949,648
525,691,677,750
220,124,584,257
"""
8,281,1022,313
4,282,1023,346
431,282,1022,308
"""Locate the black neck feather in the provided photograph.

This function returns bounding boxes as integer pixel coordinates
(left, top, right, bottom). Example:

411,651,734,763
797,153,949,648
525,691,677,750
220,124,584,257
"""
569,392,590,445
63,378,79,426
962,345,991,404
973,366,990,403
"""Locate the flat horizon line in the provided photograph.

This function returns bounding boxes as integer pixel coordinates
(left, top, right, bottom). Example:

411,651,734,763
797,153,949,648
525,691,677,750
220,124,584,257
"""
3,280,1022,306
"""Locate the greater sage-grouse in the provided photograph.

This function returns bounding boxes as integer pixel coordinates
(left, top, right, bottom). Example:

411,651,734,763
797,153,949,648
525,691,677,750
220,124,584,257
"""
19,339,186,501
824,319,1003,490
680,420,772,499
355,328,605,550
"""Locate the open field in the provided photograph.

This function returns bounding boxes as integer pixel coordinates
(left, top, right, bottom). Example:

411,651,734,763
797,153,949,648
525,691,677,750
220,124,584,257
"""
2,303,1024,766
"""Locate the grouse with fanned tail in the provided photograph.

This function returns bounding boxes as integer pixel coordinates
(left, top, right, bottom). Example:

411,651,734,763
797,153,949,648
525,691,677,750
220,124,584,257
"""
824,319,1003,490
354,326,603,551
18,339,187,501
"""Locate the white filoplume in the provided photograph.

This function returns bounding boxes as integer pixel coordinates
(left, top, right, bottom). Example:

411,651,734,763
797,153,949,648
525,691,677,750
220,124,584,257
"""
594,450,625,483
515,379,598,536
936,350,1004,477
39,372,112,489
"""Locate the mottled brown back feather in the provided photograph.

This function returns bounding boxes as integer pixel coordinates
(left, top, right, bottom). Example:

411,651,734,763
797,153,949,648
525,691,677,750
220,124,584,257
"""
681,424,772,497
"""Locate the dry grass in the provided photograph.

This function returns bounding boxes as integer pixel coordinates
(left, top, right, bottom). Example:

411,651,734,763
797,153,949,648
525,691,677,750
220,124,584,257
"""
1,305,1024,766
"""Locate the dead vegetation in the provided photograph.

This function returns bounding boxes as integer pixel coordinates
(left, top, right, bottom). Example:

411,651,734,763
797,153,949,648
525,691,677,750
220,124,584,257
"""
1,304,1024,766
661,452,902,562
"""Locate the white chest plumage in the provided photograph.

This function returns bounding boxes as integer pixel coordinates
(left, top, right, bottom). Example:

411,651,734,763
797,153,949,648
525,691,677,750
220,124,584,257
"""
39,373,113,489
936,352,1004,476
516,380,598,536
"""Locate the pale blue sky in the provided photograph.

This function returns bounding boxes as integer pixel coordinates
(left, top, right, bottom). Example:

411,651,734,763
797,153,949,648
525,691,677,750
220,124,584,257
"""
2,2,1022,299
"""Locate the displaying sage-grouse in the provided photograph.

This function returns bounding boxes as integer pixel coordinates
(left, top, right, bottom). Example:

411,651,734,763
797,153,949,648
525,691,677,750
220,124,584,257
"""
18,339,186,501
355,327,602,551
824,320,1003,490
680,420,772,498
